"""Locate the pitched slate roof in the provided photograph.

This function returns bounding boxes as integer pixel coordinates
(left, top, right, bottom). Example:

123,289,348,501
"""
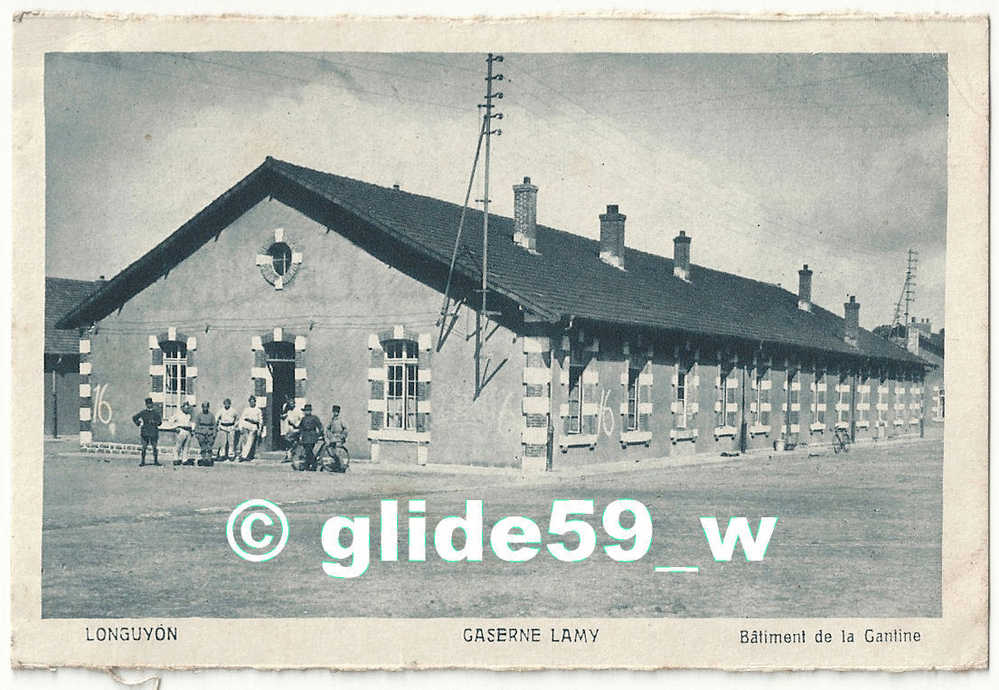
919,331,944,359
57,157,923,366
46,277,100,354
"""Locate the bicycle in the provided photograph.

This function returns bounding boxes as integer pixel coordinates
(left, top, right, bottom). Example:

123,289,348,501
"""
832,429,851,454
317,437,350,473
290,436,350,473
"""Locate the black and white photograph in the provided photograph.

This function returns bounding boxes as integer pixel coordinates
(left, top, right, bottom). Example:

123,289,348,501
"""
9,13,988,673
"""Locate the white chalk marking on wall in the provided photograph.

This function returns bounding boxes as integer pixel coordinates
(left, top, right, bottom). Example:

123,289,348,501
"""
94,383,113,425
599,388,615,437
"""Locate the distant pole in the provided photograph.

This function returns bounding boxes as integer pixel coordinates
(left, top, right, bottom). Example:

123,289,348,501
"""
903,248,918,326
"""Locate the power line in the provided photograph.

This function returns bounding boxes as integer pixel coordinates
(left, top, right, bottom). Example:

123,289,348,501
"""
168,53,472,112
53,52,474,114
49,53,281,98
290,53,472,91
405,55,481,73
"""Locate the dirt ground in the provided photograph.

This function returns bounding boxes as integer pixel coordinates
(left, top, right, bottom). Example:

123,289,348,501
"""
40,436,942,618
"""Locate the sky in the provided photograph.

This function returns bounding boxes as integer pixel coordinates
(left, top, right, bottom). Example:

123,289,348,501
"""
44,52,947,330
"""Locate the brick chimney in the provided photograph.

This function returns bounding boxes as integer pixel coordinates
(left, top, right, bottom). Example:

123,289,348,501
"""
843,295,860,347
599,204,626,269
512,176,538,252
797,264,812,312
673,231,691,281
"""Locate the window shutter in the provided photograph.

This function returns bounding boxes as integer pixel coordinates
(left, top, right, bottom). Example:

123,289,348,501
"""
185,345,196,403
415,365,431,433
583,380,599,434
368,336,386,431
638,369,652,431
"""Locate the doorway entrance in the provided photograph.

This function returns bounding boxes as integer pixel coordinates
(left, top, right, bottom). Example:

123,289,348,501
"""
265,340,295,450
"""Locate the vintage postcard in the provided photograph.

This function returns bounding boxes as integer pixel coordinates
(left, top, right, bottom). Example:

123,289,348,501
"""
9,13,988,671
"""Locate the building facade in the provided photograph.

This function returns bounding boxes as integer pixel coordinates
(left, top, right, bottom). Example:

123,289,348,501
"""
56,158,932,469
45,277,100,437
900,318,945,427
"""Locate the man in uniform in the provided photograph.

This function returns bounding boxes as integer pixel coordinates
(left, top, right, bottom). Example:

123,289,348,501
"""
194,401,217,466
132,397,162,467
326,404,349,472
238,395,263,462
213,398,238,461
169,401,195,466
296,402,324,471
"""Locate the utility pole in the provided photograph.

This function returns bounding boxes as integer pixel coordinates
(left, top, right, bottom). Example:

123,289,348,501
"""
903,248,918,327
474,53,503,395
480,53,503,322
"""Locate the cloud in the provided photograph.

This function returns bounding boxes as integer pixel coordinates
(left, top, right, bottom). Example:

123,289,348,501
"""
45,52,947,329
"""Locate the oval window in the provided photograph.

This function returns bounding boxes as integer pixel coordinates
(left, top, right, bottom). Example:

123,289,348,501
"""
268,242,293,276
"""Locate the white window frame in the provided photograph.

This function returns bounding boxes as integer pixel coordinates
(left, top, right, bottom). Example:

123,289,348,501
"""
385,339,419,430
565,348,588,435
811,371,827,429
893,381,907,426
162,341,187,420
716,372,738,430
837,381,850,426
855,381,869,426
786,371,799,431
751,370,770,430
674,367,688,430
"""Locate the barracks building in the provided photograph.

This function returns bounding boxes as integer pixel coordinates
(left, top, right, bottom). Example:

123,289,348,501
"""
55,157,934,470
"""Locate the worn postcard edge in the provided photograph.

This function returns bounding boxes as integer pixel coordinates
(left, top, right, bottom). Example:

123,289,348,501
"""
8,13,989,672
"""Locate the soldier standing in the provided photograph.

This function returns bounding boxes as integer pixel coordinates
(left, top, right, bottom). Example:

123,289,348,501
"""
132,397,162,467
213,398,238,461
194,401,217,466
169,402,195,466
297,403,324,471
238,395,263,462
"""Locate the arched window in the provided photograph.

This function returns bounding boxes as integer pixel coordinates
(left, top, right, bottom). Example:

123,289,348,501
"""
384,339,418,430
161,340,188,419
268,242,293,276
